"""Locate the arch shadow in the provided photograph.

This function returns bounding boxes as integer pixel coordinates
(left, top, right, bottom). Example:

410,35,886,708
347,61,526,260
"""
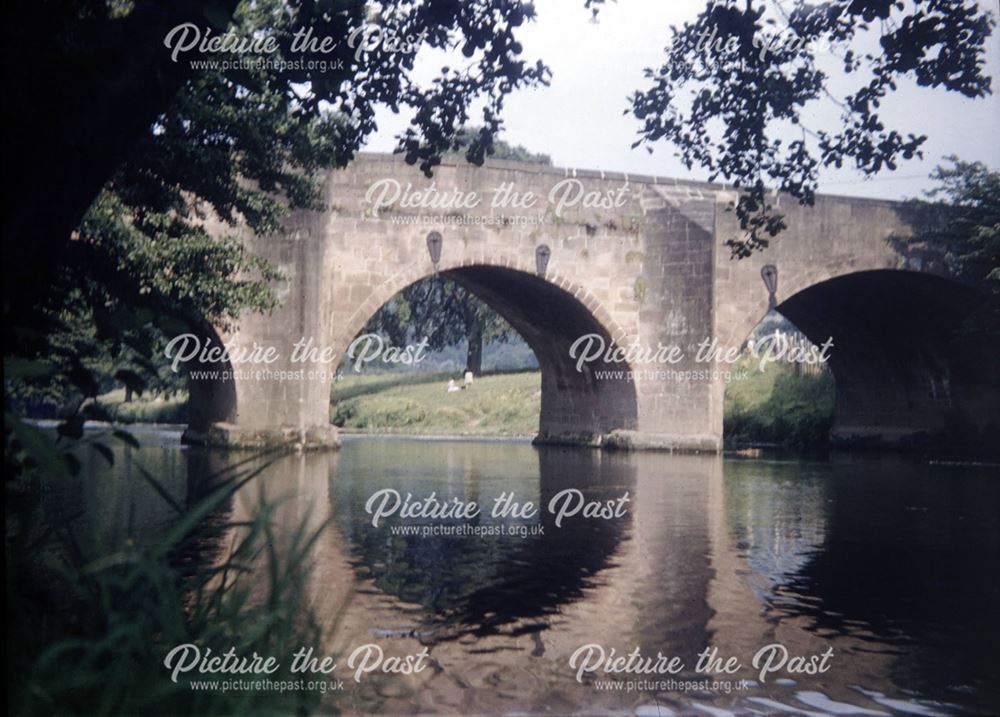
182,320,237,438
770,269,997,450
328,443,635,644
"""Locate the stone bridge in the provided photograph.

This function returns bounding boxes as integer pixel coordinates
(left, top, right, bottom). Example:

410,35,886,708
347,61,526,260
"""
185,153,997,451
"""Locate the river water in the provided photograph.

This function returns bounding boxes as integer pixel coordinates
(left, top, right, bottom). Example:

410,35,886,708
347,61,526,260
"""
57,428,999,716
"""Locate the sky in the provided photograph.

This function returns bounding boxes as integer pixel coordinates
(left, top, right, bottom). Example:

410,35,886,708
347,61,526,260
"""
363,0,1000,201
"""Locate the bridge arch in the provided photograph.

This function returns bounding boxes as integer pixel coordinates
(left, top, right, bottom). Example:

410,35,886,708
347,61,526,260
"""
331,253,639,444
179,320,238,441
332,253,632,351
726,268,997,449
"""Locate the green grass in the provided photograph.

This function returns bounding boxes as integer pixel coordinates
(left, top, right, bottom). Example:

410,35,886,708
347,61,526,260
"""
724,356,835,447
332,363,836,444
96,387,188,423
331,370,541,436
95,361,835,446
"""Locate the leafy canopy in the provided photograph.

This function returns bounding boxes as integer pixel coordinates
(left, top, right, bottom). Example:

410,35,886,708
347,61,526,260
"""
362,275,517,375
892,157,1000,333
8,0,551,411
624,0,995,257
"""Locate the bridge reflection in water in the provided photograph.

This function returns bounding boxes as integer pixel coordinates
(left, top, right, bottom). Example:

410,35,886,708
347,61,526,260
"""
64,433,1000,715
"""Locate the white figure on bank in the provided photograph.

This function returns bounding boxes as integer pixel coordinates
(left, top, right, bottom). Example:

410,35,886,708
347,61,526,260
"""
447,379,460,393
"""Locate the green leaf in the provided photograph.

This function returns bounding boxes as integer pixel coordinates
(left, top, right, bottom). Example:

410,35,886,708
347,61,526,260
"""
5,412,71,481
92,441,115,467
113,429,141,449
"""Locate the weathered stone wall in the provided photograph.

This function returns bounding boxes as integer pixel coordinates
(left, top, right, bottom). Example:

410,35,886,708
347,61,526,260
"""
187,153,994,452
712,192,912,348
195,154,732,449
318,155,728,449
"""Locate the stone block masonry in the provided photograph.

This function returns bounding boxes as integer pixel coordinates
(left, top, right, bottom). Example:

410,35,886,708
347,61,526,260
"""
182,154,997,452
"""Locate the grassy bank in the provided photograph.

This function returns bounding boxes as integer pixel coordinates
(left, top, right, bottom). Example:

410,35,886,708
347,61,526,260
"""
332,363,835,446
331,370,540,436
96,387,188,423
97,362,836,446
724,357,835,447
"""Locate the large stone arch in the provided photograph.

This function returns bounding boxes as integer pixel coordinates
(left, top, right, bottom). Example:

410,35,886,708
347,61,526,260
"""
330,253,639,444
708,191,1000,448
711,193,916,350
776,270,996,448
720,267,997,448
331,253,632,352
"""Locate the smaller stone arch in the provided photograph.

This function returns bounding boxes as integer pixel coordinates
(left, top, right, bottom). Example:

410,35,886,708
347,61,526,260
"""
179,320,238,444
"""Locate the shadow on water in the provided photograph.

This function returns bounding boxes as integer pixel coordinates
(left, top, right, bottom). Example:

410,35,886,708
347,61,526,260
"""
724,453,1000,708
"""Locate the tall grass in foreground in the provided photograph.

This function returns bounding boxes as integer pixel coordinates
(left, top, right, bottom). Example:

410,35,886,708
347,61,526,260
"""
6,421,330,717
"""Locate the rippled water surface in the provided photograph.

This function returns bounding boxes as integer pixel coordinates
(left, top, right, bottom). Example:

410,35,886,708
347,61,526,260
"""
57,429,1000,715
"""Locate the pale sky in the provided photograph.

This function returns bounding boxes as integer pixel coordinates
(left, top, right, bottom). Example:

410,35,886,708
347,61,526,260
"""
363,0,1000,200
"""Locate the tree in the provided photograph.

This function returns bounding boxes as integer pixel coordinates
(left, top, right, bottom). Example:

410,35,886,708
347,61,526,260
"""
622,0,994,257
3,0,551,415
363,275,516,375
3,0,550,353
447,126,553,165
359,127,546,376
892,157,1000,333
